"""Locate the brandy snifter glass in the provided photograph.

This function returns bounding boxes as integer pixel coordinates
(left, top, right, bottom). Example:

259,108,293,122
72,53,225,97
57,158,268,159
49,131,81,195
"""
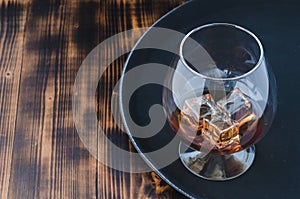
163,23,277,180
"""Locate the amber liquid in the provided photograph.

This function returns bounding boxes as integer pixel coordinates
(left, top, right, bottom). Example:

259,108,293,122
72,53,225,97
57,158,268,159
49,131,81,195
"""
164,89,274,154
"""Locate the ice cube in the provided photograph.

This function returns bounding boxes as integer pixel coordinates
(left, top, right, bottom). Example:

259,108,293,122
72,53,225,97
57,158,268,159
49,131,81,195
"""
202,112,239,149
217,88,257,127
181,94,214,121
179,94,214,138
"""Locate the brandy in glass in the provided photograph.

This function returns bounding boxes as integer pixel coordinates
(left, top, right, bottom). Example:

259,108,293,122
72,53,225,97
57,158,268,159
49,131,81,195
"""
163,23,277,180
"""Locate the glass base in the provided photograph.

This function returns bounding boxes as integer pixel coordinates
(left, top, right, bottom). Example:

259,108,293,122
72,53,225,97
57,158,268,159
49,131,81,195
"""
179,142,255,181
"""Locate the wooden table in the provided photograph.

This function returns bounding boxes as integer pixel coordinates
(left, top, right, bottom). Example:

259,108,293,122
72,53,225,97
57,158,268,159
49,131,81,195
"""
0,0,188,198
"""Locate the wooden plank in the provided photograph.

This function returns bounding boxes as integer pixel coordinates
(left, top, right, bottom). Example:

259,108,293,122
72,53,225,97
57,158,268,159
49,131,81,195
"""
5,0,96,198
0,1,27,199
1,0,187,198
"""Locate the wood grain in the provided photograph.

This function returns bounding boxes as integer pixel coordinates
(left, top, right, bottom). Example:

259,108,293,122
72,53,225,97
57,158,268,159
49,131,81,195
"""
0,0,187,198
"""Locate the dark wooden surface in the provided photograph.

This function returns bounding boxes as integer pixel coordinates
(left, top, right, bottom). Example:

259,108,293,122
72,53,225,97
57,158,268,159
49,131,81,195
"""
0,0,188,198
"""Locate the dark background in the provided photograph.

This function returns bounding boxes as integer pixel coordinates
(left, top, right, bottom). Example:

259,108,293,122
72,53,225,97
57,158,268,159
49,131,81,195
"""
122,0,300,198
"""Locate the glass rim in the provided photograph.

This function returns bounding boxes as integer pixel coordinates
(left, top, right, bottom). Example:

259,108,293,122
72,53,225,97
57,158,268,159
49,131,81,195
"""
179,23,264,81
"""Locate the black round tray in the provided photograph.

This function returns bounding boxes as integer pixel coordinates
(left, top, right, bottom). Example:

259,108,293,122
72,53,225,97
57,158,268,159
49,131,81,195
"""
120,0,300,198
